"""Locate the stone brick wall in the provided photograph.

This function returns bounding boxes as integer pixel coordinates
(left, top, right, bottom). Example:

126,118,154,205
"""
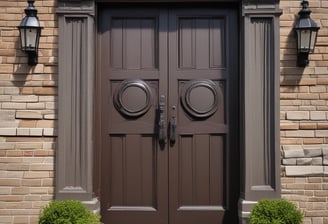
0,0,327,223
280,0,328,223
0,0,57,223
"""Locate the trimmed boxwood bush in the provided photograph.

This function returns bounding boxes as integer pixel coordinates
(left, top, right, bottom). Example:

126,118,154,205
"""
39,200,101,224
249,199,303,224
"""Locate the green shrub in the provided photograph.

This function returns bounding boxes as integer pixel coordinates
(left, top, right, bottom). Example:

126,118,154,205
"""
39,200,101,224
249,199,303,224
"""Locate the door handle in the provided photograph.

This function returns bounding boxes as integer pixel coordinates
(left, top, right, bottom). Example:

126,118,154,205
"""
169,106,177,144
158,95,166,144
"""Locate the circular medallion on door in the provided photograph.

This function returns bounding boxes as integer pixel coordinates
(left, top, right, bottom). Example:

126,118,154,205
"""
114,79,153,117
181,80,221,118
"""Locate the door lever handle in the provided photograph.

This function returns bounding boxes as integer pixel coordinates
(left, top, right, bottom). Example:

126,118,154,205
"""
158,95,166,144
170,106,177,143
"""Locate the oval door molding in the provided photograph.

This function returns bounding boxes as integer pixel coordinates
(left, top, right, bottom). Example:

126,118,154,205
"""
114,80,153,117
181,80,221,118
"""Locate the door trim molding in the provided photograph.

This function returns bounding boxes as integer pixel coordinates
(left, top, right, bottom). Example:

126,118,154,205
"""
56,0,282,221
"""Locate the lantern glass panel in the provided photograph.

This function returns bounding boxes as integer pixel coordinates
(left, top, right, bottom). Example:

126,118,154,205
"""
309,30,317,53
24,28,38,51
19,28,26,50
298,29,311,52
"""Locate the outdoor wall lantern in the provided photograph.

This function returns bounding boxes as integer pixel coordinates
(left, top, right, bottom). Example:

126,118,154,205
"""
294,0,320,67
18,0,43,66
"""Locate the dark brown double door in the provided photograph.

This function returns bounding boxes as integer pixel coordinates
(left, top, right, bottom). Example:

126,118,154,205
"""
98,6,238,224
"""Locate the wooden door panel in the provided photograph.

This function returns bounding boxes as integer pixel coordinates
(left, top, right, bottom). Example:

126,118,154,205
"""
178,18,226,69
108,134,156,209
178,135,224,207
178,80,226,127
109,80,159,133
111,18,157,70
99,8,168,224
169,8,236,224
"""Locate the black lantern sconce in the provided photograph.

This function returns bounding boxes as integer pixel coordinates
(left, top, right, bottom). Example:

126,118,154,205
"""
18,0,43,66
293,0,320,67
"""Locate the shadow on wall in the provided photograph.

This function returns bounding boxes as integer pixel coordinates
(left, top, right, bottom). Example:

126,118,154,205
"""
280,15,306,89
13,37,35,87
12,33,58,92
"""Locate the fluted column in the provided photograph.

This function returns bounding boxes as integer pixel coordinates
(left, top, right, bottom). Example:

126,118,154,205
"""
56,1,95,202
239,1,282,222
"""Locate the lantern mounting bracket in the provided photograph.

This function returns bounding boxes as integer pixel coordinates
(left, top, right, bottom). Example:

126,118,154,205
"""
27,51,38,66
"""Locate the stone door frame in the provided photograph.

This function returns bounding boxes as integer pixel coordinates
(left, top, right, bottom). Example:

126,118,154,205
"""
55,0,282,221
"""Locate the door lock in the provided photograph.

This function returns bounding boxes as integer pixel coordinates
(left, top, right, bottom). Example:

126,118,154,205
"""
169,106,177,144
158,96,177,145
158,95,166,144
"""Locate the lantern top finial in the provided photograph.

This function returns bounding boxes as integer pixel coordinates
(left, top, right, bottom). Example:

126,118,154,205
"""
18,0,41,28
301,0,309,9
299,0,311,18
294,0,319,30
25,0,37,17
